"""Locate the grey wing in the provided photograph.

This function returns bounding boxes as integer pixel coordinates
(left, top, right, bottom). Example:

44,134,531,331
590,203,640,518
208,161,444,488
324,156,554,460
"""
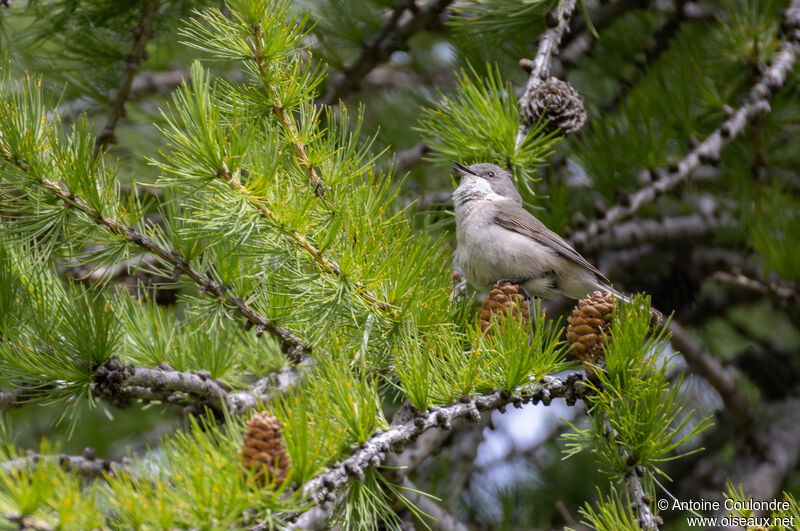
493,201,611,285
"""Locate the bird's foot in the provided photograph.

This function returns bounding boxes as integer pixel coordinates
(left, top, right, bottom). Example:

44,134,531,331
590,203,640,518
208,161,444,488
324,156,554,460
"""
489,278,531,295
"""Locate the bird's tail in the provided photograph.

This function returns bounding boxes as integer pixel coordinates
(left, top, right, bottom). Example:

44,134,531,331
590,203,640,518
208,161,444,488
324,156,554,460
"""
603,286,665,327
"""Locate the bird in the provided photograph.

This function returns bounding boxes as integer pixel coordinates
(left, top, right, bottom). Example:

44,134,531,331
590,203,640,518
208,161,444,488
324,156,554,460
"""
452,161,662,322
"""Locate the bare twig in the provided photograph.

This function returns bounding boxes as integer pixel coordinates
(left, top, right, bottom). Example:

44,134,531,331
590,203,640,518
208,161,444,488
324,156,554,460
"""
1,156,314,361
318,0,454,106
516,0,579,147
579,197,735,252
92,357,304,415
713,271,799,305
569,7,800,247
668,321,764,450
297,374,589,506
625,466,660,530
2,448,123,479
94,0,161,157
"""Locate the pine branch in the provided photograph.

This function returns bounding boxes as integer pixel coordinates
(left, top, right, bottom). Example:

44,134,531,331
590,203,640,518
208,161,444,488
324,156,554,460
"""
92,357,303,415
579,197,735,252
93,0,161,157
215,168,391,311
515,0,579,147
1,448,123,479
1,156,313,361
668,321,765,450
569,5,800,247
298,374,589,505
318,0,454,106
713,271,800,306
624,465,660,530
251,25,326,196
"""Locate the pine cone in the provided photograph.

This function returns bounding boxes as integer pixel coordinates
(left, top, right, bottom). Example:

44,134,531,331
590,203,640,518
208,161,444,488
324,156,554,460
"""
566,291,614,366
478,281,530,334
523,77,586,136
241,411,290,488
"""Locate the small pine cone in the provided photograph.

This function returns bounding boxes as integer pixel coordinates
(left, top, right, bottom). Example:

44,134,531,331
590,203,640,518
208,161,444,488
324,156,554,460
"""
241,411,290,488
478,281,530,334
566,291,614,366
523,77,586,136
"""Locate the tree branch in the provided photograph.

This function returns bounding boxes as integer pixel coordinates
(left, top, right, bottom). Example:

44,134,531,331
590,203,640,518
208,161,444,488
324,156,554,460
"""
318,0,454,106
625,466,660,530
569,8,800,247
1,448,123,479
297,374,590,506
93,0,161,157
713,271,799,306
1,156,313,361
668,321,764,450
579,197,735,253
214,169,390,312
516,0,579,147
251,25,326,196
91,357,303,415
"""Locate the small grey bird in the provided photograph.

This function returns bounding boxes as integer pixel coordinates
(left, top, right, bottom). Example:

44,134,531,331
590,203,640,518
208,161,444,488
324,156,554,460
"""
452,162,653,315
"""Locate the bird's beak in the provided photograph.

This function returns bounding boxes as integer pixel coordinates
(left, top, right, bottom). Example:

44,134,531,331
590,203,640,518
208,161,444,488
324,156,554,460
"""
453,161,477,178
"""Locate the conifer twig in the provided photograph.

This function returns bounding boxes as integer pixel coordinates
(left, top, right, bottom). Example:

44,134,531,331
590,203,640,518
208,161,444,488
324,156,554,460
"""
92,357,303,415
625,465,660,530
297,374,589,505
93,0,161,158
2,449,123,479
215,169,390,311
516,0,579,147
0,156,313,361
318,0,454,106
251,25,326,196
569,4,800,247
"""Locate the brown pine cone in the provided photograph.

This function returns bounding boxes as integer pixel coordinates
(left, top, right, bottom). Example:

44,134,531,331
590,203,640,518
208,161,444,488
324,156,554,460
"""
241,411,290,488
523,77,586,136
566,291,614,367
478,281,530,334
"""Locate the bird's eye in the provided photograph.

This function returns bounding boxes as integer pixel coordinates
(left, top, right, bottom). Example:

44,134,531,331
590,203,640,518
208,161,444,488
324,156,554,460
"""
487,171,495,178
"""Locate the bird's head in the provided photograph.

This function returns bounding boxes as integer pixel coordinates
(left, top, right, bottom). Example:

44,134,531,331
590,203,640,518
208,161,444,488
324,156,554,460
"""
452,162,522,206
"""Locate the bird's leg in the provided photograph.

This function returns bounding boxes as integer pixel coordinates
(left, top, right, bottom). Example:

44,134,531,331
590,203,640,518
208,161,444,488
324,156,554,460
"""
488,277,531,288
